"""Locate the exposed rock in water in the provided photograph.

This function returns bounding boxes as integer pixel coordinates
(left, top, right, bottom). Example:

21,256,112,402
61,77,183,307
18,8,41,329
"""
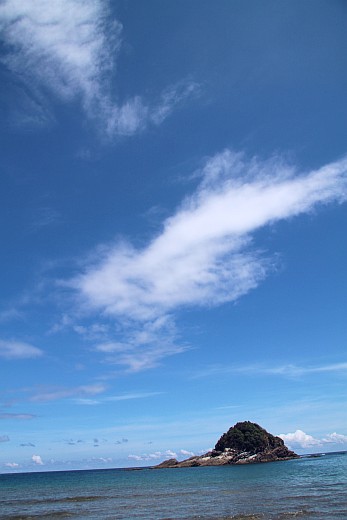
154,421,299,469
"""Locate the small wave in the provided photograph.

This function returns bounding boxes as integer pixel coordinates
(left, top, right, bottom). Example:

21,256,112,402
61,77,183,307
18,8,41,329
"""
227,513,264,520
166,511,313,520
0,512,76,520
276,512,312,518
1,495,104,507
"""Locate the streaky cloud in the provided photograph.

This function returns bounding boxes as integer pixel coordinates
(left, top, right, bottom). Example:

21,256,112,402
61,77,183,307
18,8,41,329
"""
73,391,163,405
0,0,197,136
30,383,106,402
65,151,347,371
191,361,347,379
73,151,347,320
105,392,163,402
0,413,36,420
0,339,43,359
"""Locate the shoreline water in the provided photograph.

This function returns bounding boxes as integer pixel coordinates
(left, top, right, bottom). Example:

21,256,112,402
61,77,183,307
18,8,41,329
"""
0,452,346,519
2,450,346,476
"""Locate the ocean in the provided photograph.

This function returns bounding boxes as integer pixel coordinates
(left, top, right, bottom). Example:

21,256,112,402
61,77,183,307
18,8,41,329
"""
1,452,346,519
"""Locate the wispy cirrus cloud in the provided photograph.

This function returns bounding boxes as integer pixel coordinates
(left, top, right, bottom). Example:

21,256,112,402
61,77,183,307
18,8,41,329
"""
0,413,36,420
0,308,23,323
73,151,347,321
191,361,347,379
29,207,62,232
30,383,106,402
0,340,43,360
0,0,197,136
93,315,188,372
73,391,163,405
67,151,347,371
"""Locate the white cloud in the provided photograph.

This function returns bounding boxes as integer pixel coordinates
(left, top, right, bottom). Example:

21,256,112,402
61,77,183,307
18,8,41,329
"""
93,315,188,372
67,152,347,370
4,462,19,468
92,457,112,463
192,361,347,379
73,323,109,341
30,383,106,402
32,454,43,465
0,0,120,105
73,152,347,321
102,341,186,373
73,391,163,405
0,413,36,420
279,430,322,449
128,454,143,462
323,432,347,444
128,449,177,462
263,362,347,378
72,398,101,406
165,450,177,458
0,339,43,359
280,429,347,450
0,308,23,323
0,0,197,136
180,449,195,457
105,392,163,402
150,80,199,126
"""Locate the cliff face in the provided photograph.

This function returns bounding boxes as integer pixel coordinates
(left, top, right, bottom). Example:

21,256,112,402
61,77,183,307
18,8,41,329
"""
154,421,299,469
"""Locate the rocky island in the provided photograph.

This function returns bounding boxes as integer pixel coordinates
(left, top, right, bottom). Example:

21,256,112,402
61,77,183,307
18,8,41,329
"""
154,421,299,468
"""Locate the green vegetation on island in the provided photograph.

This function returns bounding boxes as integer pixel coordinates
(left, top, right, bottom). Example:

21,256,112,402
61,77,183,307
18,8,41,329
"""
215,421,285,454
155,421,299,468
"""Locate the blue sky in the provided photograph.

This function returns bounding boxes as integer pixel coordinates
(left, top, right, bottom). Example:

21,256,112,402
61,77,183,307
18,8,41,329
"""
0,0,347,472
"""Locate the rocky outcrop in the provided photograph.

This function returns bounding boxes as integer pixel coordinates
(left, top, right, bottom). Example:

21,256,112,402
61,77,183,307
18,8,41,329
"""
154,421,299,468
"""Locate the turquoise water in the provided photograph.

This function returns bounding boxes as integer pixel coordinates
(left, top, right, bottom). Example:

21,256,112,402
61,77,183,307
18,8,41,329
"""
1,452,347,519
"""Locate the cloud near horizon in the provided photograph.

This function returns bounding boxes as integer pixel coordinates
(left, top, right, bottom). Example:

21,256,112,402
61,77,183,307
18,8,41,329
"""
279,429,347,450
4,462,19,468
128,449,177,462
0,0,197,136
279,430,322,449
32,454,43,465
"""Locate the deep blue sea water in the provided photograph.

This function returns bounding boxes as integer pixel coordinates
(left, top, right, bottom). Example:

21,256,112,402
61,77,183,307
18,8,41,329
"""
1,452,347,519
